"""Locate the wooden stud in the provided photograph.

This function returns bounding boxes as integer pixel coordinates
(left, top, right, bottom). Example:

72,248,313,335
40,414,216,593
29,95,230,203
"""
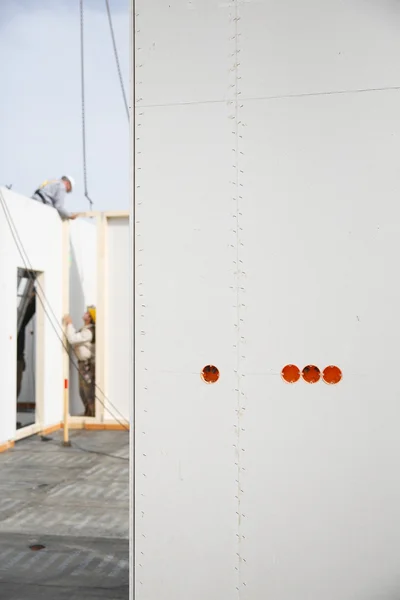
103,214,130,423
102,423,130,431
62,220,71,445
102,214,109,420
61,420,129,431
74,211,101,218
73,210,129,219
0,441,15,453
95,214,106,421
83,423,130,431
103,211,130,218
41,423,62,435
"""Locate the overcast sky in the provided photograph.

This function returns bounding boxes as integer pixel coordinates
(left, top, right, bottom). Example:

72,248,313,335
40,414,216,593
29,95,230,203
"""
0,0,129,212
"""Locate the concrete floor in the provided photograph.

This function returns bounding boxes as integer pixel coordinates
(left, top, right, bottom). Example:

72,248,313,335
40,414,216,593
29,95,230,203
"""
0,429,129,599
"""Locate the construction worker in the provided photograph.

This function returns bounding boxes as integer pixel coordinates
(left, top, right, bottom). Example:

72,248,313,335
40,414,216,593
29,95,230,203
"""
63,306,96,417
32,176,78,220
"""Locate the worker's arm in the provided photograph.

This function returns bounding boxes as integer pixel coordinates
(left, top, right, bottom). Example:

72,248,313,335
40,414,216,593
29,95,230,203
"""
65,323,92,346
53,183,72,220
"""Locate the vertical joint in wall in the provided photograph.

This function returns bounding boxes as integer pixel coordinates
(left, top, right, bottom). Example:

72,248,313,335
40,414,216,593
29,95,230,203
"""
135,5,148,588
229,0,246,594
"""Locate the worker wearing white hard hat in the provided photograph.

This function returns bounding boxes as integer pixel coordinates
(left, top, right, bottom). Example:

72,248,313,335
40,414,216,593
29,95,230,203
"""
31,175,79,221
63,175,75,191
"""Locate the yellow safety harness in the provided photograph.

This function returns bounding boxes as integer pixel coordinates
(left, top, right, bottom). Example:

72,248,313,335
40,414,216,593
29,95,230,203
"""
38,179,58,190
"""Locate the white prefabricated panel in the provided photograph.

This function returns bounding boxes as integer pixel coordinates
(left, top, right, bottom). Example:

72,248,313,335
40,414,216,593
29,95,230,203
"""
0,188,63,443
105,217,130,422
69,219,97,416
135,1,400,599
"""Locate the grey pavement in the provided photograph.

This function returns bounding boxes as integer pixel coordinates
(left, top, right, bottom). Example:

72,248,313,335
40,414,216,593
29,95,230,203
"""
0,429,129,599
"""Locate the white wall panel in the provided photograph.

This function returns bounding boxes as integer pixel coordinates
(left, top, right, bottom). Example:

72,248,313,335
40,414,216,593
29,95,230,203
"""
239,0,400,98
237,87,400,599
135,0,400,598
136,0,232,106
135,103,238,597
241,375,400,599
240,92,400,375
136,104,236,372
0,189,63,443
105,217,130,422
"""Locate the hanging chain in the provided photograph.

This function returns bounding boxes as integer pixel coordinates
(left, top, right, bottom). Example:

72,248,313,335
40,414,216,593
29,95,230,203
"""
80,0,93,210
105,0,130,122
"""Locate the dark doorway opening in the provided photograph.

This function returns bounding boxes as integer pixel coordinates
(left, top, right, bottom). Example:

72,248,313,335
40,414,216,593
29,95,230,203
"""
16,268,37,430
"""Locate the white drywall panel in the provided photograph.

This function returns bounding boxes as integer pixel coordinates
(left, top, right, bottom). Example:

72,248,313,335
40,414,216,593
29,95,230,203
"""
0,188,63,444
240,92,400,374
104,217,130,422
237,91,400,598
239,0,400,99
135,103,237,598
135,0,400,598
136,0,231,106
69,219,97,416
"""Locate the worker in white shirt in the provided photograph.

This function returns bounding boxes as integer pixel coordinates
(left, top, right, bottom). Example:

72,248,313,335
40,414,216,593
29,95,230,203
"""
32,176,78,220
63,306,96,417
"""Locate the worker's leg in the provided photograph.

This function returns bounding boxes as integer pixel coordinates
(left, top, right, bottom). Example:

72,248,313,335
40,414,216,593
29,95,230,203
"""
79,360,95,417
85,362,95,417
78,361,89,415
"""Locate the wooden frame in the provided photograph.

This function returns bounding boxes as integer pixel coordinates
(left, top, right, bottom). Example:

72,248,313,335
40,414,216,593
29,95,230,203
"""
95,213,106,421
62,220,70,444
65,211,130,429
102,213,130,425
76,210,129,219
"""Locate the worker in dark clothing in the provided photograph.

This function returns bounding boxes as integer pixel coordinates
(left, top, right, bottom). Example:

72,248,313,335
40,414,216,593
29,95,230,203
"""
17,292,36,398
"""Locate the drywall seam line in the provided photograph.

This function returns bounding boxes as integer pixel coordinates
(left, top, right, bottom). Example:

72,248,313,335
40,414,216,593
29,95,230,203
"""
229,0,246,595
136,84,400,109
234,2,242,595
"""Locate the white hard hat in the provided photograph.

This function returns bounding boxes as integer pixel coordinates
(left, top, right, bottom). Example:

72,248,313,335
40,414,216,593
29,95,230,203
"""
64,175,75,190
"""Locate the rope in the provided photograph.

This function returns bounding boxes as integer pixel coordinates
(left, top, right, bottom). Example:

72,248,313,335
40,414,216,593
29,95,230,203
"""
80,0,94,211
105,0,130,121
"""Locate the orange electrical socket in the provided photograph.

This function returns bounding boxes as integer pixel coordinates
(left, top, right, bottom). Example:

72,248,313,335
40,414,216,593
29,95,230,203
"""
323,365,342,385
201,365,220,384
302,365,321,384
281,364,301,383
